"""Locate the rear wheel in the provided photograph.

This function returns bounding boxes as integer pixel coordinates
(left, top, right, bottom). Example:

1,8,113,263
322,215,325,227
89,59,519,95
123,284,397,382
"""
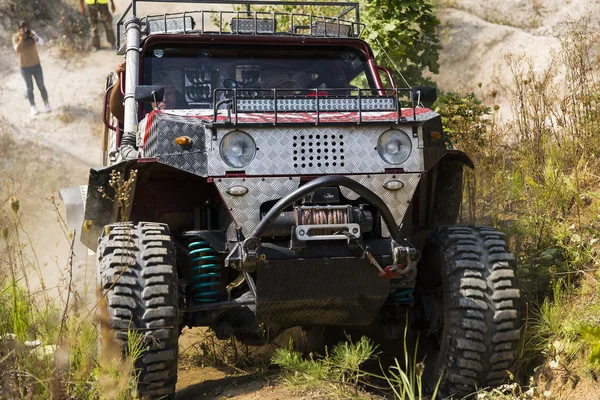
97,222,179,399
419,226,520,398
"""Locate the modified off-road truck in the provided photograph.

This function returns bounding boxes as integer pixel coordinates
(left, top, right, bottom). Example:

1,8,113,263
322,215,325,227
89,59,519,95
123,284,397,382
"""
61,1,521,398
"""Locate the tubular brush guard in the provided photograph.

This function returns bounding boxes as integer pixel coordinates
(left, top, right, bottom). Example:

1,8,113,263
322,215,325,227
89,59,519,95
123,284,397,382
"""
226,175,413,272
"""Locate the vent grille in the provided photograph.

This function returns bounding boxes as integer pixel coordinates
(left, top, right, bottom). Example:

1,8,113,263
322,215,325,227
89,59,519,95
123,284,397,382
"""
292,133,345,169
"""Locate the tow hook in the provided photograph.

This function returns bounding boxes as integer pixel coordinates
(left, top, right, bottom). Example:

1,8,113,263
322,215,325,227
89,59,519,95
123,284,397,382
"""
364,244,420,280
224,236,262,272
241,236,261,270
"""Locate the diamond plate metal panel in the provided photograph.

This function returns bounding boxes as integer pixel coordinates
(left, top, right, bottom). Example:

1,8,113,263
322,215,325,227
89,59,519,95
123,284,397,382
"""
214,177,300,235
141,112,209,176
414,110,440,122
159,153,209,176
208,126,423,176
345,174,421,237
137,111,437,177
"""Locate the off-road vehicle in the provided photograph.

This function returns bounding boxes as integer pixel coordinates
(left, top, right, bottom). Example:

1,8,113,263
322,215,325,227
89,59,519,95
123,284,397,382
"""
61,1,521,398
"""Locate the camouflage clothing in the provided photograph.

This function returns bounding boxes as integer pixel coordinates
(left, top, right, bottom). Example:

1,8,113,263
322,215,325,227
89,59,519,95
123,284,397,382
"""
87,2,115,48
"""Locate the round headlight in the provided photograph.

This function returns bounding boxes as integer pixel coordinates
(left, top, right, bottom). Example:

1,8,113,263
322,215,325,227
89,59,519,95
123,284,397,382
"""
377,129,412,165
220,130,256,168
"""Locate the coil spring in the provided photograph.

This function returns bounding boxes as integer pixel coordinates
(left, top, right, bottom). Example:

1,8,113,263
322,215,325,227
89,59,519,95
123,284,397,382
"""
388,288,414,304
188,240,221,303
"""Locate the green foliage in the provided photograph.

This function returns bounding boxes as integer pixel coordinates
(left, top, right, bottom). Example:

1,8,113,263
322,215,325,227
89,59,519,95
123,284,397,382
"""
249,0,441,86
376,327,440,400
329,336,379,388
360,0,441,86
271,343,330,389
434,91,492,149
0,192,140,399
580,326,600,364
272,335,378,397
273,330,437,399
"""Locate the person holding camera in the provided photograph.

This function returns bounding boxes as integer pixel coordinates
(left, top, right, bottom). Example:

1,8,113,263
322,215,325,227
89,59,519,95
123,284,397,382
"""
12,21,51,116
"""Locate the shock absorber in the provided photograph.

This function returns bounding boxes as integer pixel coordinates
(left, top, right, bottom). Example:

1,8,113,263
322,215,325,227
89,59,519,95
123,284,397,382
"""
188,240,221,303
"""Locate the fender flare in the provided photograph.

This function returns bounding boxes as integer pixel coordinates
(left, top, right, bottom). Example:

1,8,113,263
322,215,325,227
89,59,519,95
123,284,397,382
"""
441,149,474,169
81,160,138,250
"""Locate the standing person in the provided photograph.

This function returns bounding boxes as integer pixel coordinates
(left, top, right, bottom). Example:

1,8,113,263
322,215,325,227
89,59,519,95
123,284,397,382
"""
79,0,117,51
12,21,51,116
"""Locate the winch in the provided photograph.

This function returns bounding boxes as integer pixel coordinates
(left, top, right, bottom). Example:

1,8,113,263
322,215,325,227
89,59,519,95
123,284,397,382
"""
260,204,373,240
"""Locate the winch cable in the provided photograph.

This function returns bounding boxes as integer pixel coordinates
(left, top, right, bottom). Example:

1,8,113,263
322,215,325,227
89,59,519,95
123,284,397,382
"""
340,230,385,274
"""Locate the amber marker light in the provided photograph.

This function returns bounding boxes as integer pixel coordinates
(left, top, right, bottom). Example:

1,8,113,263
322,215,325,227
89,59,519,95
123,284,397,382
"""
431,131,442,141
175,136,192,146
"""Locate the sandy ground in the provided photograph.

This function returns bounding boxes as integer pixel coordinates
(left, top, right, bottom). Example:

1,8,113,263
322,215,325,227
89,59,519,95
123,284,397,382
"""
175,328,308,400
0,43,121,302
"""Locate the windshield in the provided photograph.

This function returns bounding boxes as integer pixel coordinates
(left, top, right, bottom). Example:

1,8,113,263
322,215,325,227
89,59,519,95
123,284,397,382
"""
143,44,374,109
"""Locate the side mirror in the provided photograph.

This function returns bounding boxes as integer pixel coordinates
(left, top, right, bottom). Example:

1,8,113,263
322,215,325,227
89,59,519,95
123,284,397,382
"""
134,85,164,103
411,86,437,103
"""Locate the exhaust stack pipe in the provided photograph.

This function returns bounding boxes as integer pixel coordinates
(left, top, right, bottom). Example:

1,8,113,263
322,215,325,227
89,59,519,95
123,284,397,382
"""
120,17,142,160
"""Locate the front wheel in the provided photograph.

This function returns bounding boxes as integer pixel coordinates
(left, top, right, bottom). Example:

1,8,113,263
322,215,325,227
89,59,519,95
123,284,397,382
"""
419,226,521,398
97,222,179,399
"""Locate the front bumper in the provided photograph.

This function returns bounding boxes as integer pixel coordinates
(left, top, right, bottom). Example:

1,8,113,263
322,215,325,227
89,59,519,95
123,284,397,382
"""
224,176,420,327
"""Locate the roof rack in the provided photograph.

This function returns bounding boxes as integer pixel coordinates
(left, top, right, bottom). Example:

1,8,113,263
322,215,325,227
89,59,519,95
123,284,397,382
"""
116,1,362,49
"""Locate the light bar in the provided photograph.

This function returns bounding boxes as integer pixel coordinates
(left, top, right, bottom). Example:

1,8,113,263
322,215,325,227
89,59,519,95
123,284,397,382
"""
235,97,397,112
312,20,353,37
146,15,195,34
231,18,277,34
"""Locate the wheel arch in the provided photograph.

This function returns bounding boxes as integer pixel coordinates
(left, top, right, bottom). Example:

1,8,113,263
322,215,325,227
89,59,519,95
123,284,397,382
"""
429,150,474,227
81,161,226,250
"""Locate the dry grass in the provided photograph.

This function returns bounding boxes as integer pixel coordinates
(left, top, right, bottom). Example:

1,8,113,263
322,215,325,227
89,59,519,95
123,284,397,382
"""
436,16,600,398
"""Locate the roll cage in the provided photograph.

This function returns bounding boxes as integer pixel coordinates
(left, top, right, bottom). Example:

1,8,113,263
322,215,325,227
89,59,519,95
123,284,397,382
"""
116,0,363,49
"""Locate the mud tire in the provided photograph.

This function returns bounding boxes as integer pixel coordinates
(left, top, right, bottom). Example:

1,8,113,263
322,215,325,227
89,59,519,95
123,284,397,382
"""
97,222,179,399
421,226,520,398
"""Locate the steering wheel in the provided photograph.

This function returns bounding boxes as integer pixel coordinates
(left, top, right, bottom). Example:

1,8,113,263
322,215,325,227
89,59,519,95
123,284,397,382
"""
222,78,258,97
223,78,241,89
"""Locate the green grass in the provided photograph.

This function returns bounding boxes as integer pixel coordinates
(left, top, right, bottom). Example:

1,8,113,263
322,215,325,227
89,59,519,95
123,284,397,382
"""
272,335,379,398
272,326,440,400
